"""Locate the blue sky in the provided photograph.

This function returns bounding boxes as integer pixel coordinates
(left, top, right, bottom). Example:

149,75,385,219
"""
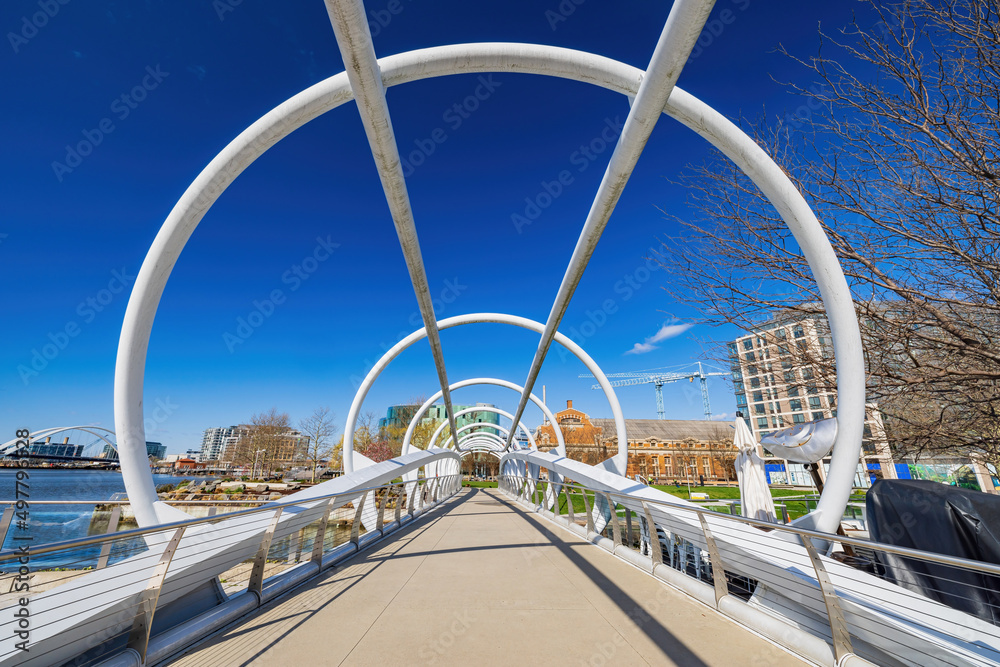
1,0,862,454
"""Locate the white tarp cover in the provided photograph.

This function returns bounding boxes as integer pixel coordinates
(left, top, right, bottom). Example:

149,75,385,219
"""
734,416,777,523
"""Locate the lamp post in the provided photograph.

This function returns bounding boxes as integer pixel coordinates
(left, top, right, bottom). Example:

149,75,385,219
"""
252,449,266,480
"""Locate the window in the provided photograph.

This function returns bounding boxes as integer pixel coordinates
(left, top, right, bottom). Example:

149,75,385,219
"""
802,368,815,380
807,384,818,395
703,457,712,475
743,339,753,350
777,345,789,356
792,413,805,424
752,391,763,402
812,411,824,421
727,342,737,355
793,324,805,338
776,328,787,340
735,394,747,406
809,397,822,409
750,377,760,388
748,364,758,375
745,351,756,362
754,403,765,415
732,371,743,381
788,386,800,397
789,399,802,411
784,370,796,382
733,381,744,393
771,418,778,428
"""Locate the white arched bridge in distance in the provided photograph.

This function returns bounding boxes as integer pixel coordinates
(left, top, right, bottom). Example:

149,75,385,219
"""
1,1,996,666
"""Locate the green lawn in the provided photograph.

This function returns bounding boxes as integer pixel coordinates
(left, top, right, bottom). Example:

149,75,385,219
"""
650,484,810,500
503,481,865,522
462,480,498,488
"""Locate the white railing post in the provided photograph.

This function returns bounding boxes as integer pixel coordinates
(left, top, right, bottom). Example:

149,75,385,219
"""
351,492,368,545
641,502,662,568
698,514,729,607
126,527,186,663
311,497,335,566
604,492,622,548
249,508,284,596
96,505,122,570
802,535,854,661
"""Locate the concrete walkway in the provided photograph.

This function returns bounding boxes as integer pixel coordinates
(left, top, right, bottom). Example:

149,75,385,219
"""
169,488,805,666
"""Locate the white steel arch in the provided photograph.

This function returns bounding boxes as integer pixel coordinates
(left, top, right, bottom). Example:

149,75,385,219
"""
400,377,565,456
342,313,626,477
456,433,508,453
115,41,863,533
426,406,537,451
450,424,511,447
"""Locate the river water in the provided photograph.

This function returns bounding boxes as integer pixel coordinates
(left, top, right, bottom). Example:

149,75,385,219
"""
0,469,352,571
0,469,205,565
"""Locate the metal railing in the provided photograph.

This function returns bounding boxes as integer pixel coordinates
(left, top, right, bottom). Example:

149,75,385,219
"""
499,473,1000,667
0,474,461,667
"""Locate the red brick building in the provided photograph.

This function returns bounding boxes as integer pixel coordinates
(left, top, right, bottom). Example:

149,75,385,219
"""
535,400,737,483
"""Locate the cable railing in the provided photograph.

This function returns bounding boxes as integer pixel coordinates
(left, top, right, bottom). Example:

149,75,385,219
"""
499,472,1000,667
0,474,461,667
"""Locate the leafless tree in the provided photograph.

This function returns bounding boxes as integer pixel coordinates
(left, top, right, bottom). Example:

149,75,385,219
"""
657,0,1000,472
228,408,294,478
299,407,338,483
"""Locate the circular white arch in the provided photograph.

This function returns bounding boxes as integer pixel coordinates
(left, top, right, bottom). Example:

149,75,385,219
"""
427,406,537,451
115,42,863,534
401,377,565,456
342,313,626,478
449,424,511,451
456,433,508,453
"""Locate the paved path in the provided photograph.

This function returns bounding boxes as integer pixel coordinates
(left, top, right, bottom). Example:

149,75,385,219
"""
170,488,805,666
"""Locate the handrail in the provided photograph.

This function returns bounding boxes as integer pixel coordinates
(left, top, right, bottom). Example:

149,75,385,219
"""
0,475,458,562
500,475,1000,579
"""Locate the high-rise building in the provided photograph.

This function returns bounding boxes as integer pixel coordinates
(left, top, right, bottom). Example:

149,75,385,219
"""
382,403,502,439
729,312,895,487
201,426,245,462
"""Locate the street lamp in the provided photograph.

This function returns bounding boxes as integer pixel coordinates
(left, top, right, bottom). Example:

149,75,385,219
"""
252,449,266,480
686,463,698,499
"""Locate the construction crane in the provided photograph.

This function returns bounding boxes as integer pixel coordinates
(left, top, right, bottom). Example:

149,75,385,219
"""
580,362,728,420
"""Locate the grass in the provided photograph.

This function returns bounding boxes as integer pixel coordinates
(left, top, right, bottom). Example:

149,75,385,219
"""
462,480,498,488
503,480,867,522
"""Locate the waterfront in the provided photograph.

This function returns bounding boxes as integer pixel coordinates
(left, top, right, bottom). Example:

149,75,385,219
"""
0,469,204,551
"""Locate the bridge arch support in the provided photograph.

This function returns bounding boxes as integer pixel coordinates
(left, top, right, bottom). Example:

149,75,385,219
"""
115,42,863,535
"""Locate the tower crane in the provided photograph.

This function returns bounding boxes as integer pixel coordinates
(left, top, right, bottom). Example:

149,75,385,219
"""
580,362,728,420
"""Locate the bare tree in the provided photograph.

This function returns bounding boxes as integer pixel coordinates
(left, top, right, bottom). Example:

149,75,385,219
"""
299,407,338,483
228,408,293,478
657,0,1000,471
353,410,380,456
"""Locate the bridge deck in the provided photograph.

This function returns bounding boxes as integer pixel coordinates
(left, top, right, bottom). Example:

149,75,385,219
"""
169,488,805,666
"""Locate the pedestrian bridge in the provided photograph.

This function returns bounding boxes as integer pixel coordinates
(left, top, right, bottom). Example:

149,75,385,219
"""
6,0,1000,664
166,487,801,667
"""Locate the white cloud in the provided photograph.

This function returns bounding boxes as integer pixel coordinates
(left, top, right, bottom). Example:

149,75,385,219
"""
624,321,694,355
